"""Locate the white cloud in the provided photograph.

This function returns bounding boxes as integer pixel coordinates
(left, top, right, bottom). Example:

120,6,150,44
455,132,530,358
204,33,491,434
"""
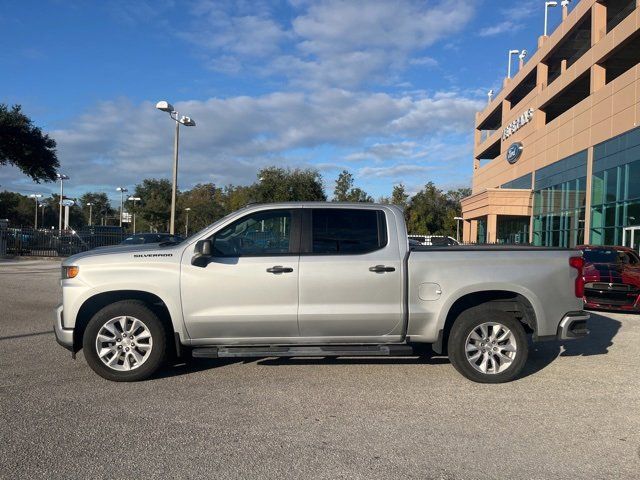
2,89,481,197
181,0,476,88
359,164,436,179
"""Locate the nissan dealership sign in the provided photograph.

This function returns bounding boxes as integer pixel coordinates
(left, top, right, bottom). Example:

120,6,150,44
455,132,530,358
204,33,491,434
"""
502,107,534,141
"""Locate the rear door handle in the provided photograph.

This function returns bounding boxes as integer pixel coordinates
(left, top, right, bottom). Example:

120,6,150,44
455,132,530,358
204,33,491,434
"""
369,265,395,273
266,265,294,274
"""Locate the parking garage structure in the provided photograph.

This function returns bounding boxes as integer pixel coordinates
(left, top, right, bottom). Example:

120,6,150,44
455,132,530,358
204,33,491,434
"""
461,0,640,251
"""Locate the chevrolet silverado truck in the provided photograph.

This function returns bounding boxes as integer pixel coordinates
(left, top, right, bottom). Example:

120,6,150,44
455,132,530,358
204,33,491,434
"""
54,203,589,383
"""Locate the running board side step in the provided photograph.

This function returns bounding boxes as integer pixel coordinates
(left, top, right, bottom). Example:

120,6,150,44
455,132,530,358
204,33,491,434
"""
191,344,414,359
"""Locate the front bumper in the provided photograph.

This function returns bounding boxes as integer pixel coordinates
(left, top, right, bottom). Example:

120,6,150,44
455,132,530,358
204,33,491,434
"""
53,304,74,351
557,311,590,340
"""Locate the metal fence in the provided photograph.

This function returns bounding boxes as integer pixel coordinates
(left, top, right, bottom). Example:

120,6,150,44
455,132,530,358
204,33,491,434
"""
2,226,125,257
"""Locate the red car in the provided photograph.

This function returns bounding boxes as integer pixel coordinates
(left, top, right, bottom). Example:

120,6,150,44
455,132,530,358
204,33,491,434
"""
577,245,640,312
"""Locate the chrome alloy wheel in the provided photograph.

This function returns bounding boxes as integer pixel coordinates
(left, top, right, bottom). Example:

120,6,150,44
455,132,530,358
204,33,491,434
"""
464,322,517,375
95,316,153,371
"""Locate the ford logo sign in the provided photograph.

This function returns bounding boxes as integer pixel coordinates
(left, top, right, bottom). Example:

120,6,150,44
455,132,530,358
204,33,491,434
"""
506,142,523,164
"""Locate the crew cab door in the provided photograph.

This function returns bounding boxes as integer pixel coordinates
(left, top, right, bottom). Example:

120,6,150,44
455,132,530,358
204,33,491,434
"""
297,208,404,340
181,208,301,340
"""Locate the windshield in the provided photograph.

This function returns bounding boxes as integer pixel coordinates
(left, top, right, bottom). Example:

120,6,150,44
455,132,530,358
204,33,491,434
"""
583,249,619,264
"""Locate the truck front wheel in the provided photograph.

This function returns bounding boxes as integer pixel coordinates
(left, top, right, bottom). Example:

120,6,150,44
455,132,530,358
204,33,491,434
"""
82,300,167,382
447,307,528,383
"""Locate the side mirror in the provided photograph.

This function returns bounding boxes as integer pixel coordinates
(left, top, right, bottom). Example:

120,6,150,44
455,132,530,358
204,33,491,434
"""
191,239,212,267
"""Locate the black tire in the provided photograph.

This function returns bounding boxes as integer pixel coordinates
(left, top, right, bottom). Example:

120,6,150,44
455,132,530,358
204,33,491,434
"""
447,307,528,384
82,300,167,382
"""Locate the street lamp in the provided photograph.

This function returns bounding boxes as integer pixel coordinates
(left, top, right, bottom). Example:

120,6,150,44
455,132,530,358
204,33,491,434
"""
156,100,196,235
86,202,94,226
56,173,69,232
544,1,558,36
454,216,463,243
184,207,191,236
29,194,42,229
116,187,128,227
128,196,141,233
39,202,46,228
507,49,520,78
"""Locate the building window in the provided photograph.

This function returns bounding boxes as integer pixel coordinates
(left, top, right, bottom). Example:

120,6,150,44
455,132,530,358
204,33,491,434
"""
542,71,590,124
604,0,636,33
497,216,530,244
533,178,586,247
543,10,592,86
591,127,640,245
477,217,487,244
533,150,588,248
501,173,532,190
600,30,640,84
477,105,502,144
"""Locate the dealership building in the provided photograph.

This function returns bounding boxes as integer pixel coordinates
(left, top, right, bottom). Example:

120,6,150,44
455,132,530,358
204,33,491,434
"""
461,0,640,251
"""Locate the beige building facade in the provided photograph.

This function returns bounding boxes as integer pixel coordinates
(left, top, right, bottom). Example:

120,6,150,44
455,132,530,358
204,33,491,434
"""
462,0,640,252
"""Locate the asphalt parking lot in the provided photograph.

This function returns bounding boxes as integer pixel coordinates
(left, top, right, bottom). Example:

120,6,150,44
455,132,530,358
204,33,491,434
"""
1,259,639,479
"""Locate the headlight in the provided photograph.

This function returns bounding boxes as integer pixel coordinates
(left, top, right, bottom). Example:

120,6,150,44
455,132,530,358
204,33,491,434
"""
61,266,79,279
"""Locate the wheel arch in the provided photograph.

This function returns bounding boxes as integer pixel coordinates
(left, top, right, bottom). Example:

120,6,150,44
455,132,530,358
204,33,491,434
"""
73,290,176,354
432,289,538,355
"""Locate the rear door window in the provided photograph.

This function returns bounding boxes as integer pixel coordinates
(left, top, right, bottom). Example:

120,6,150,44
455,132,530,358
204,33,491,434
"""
311,209,386,254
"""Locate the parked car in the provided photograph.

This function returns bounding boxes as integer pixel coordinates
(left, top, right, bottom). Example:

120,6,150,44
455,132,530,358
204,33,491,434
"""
55,203,588,383
120,233,184,245
577,245,640,312
408,234,459,246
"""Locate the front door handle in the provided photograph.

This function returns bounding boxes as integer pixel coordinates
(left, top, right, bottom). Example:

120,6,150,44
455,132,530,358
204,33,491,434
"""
266,265,294,274
369,265,395,273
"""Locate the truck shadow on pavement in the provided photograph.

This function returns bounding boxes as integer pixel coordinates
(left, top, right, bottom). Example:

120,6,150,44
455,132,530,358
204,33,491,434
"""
520,312,621,379
154,312,621,380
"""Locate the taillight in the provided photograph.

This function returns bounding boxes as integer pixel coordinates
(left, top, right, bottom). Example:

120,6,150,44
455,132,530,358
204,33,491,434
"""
569,256,584,298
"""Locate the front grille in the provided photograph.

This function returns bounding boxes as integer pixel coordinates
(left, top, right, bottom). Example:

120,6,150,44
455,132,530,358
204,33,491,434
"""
585,282,639,306
585,282,636,292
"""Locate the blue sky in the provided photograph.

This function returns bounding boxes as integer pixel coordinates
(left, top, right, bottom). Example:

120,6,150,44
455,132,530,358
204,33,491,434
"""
0,0,570,204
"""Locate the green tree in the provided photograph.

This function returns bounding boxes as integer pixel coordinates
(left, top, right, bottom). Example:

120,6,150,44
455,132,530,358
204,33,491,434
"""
133,178,172,232
406,182,450,235
333,170,353,201
332,170,373,202
177,183,227,235
391,184,409,210
0,104,59,182
79,192,112,226
254,167,326,203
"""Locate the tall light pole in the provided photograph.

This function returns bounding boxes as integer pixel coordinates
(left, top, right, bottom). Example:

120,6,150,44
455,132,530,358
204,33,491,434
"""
156,100,196,235
86,202,94,226
128,196,141,233
454,216,463,243
39,203,46,228
184,207,191,236
116,187,128,227
544,1,558,36
507,49,520,78
29,194,42,229
56,173,69,232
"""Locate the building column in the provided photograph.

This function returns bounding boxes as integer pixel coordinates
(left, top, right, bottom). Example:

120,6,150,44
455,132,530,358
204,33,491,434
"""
487,214,498,243
591,64,606,93
501,99,511,123
462,220,471,243
591,2,607,46
583,147,594,244
470,220,478,244
536,62,548,90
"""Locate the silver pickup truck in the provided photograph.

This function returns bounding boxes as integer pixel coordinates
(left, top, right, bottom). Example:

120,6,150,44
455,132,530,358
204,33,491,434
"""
54,202,589,383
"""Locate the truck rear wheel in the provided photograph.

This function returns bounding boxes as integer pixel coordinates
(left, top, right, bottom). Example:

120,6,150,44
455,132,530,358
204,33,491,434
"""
82,300,167,382
447,307,528,383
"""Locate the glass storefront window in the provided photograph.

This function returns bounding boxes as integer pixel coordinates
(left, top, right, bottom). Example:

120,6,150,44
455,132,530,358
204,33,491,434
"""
533,176,586,247
591,157,640,245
